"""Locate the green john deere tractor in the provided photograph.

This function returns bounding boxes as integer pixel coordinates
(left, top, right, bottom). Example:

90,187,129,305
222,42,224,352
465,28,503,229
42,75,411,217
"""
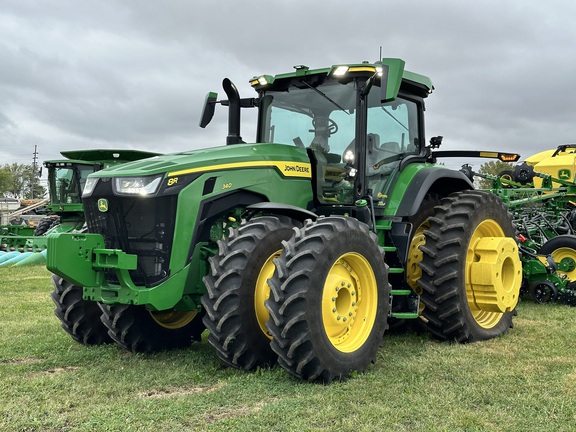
47,58,522,382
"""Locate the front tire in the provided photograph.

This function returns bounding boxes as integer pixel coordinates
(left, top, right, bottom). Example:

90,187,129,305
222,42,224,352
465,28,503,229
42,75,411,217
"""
99,304,205,353
50,274,111,345
418,190,522,342
202,216,298,370
266,217,390,383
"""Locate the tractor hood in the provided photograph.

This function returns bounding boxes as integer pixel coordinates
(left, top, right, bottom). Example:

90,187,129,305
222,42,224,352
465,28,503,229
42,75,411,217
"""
87,143,310,179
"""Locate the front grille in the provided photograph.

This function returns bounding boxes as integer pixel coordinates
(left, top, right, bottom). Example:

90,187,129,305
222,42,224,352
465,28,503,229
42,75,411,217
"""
84,180,177,287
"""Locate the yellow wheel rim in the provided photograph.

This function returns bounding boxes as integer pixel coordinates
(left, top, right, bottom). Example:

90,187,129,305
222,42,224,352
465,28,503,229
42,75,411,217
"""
406,220,430,294
150,309,197,330
321,253,378,353
254,250,281,340
466,220,522,329
549,248,576,280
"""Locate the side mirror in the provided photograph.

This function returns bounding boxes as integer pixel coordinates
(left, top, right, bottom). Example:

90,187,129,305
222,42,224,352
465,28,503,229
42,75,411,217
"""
429,136,443,148
199,92,218,128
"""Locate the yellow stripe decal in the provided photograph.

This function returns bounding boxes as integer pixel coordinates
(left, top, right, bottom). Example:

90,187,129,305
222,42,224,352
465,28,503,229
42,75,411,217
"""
168,161,312,178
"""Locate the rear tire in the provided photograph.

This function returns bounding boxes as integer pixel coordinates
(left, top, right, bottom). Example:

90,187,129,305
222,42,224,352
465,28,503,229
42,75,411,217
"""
50,274,111,345
388,194,440,333
202,216,297,370
99,304,205,353
266,217,390,383
418,190,522,342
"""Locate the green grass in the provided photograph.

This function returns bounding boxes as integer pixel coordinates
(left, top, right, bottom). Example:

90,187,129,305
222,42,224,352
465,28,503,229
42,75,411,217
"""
1,265,575,431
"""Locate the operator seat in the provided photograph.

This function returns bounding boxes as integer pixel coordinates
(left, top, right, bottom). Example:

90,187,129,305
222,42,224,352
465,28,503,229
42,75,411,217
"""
365,135,402,195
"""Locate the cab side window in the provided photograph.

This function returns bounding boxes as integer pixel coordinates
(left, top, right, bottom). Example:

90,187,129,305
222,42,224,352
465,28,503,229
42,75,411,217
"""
366,98,420,196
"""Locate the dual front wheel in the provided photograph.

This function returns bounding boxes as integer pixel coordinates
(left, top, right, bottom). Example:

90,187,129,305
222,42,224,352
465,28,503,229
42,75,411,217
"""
50,274,205,352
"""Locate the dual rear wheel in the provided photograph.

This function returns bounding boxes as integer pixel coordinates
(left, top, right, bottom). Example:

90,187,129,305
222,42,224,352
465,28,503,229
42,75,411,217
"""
266,217,390,383
201,215,390,383
418,190,522,342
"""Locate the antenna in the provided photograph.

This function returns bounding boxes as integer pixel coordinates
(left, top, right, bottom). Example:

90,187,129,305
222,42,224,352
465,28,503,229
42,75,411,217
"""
379,46,382,60
31,145,38,199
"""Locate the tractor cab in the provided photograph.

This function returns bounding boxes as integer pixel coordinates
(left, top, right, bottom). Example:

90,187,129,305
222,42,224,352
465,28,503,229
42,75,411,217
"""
254,69,425,207
202,59,433,217
45,161,99,212
251,61,432,212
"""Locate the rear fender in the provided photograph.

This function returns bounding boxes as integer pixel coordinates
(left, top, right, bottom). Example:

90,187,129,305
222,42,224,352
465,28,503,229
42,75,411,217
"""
395,168,473,218
390,169,473,265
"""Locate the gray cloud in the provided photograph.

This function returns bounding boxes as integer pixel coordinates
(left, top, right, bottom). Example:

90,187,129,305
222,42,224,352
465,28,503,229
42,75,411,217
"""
1,0,576,173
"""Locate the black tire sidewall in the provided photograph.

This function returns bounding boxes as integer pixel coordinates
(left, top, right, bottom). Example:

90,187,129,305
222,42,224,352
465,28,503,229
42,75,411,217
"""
202,215,298,369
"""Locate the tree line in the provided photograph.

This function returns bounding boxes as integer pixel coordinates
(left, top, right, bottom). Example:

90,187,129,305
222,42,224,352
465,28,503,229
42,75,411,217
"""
0,163,46,199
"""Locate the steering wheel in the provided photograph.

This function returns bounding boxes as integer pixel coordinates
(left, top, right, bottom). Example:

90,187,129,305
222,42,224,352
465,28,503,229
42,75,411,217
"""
311,118,338,136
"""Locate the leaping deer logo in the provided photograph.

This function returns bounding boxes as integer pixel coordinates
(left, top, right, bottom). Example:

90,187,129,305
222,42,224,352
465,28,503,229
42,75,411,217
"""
558,169,571,180
97,198,108,212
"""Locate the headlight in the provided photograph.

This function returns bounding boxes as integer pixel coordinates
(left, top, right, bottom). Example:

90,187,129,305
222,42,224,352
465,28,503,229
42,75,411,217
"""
113,175,163,196
82,177,99,197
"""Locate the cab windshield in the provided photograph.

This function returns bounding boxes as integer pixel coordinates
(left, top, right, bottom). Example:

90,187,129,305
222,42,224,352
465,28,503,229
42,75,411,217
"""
49,164,95,204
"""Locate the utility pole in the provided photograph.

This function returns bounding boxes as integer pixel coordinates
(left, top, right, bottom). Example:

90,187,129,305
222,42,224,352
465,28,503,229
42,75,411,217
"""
31,145,38,199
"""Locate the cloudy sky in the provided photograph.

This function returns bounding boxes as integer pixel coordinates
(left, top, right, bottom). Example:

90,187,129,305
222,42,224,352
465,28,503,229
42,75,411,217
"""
2,0,576,176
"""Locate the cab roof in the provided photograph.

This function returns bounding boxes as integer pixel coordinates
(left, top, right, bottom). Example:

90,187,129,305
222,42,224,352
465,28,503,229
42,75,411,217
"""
249,58,434,100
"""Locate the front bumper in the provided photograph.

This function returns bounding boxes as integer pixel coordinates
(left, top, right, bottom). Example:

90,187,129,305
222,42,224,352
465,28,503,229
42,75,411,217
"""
46,232,187,310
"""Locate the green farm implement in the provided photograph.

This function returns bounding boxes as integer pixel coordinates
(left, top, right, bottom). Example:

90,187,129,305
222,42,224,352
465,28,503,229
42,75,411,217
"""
47,59,522,382
0,150,158,267
461,161,576,306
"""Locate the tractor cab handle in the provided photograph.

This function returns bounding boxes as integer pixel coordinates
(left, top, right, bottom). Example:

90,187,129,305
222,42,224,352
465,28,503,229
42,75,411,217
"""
372,153,403,170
